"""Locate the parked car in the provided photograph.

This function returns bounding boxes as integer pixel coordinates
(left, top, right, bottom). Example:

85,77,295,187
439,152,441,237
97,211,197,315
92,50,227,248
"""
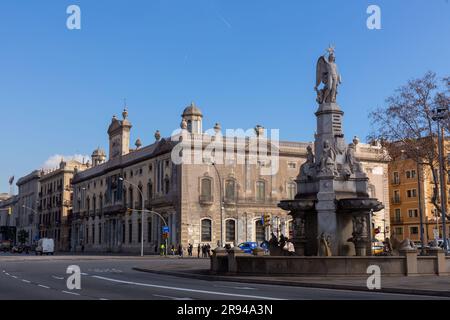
0,240,12,252
372,241,384,255
238,242,259,254
11,244,31,254
35,238,55,255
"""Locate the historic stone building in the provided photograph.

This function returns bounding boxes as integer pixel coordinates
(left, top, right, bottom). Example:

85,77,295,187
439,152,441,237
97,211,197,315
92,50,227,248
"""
70,104,389,253
38,160,88,251
15,170,41,245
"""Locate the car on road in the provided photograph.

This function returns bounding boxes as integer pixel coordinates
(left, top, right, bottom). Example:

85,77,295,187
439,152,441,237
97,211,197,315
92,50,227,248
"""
0,240,12,252
11,244,31,254
238,242,259,254
35,238,55,255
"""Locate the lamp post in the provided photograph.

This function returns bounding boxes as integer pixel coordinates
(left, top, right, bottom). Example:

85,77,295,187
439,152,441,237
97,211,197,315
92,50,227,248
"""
119,177,145,257
132,208,169,256
432,106,448,253
416,151,425,255
211,161,224,248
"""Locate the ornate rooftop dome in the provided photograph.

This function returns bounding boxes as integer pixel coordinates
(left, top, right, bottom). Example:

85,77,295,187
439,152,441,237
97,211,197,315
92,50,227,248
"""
182,102,203,118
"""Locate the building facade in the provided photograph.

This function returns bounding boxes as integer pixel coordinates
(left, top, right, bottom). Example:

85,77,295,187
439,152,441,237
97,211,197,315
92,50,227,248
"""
0,195,18,243
15,170,41,245
389,148,450,244
38,160,88,251
70,104,390,253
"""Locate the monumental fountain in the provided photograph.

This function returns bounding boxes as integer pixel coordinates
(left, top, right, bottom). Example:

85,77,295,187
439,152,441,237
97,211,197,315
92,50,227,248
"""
211,48,449,276
278,46,384,257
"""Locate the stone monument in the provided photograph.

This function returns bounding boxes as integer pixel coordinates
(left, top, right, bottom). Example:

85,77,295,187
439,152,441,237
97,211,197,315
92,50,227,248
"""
279,47,384,256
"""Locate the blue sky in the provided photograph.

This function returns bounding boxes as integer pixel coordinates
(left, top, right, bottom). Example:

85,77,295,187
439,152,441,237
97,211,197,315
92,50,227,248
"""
0,0,449,192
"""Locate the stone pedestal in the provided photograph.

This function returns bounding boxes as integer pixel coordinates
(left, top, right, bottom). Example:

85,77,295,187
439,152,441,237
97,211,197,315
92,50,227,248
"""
428,248,446,275
316,176,338,256
228,247,247,274
400,249,419,276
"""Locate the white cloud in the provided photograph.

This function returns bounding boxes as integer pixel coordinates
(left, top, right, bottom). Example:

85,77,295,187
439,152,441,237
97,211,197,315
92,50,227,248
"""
42,154,90,170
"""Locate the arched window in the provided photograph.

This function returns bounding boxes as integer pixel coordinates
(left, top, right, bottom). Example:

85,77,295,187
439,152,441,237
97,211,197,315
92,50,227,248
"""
201,219,212,242
256,181,266,201
225,179,236,202
129,187,134,209
164,176,170,195
255,219,265,242
225,219,236,242
287,182,296,200
200,178,212,201
147,180,153,200
138,184,143,209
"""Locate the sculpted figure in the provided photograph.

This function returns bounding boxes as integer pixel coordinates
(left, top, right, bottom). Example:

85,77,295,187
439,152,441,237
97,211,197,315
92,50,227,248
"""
300,145,316,180
315,46,342,104
319,140,337,175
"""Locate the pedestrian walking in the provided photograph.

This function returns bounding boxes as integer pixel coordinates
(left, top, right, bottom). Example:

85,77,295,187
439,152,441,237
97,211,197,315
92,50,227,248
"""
178,244,183,257
171,244,175,256
197,244,201,258
160,243,165,256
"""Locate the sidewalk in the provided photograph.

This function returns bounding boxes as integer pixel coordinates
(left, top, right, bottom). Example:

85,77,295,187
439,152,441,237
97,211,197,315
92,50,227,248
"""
133,259,450,297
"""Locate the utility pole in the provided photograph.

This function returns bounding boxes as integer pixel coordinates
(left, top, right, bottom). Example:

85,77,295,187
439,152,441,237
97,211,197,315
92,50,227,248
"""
432,107,448,253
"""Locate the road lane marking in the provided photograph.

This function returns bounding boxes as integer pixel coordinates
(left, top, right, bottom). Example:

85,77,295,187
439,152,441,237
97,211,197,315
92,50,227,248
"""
62,290,80,296
99,298,109,301
38,285,50,289
91,275,283,300
214,285,257,290
22,279,31,283
11,276,18,279
153,294,193,300
52,276,64,280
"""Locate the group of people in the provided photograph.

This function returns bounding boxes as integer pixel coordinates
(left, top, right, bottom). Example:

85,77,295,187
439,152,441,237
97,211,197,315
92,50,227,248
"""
158,243,213,258
197,243,212,258
269,233,296,256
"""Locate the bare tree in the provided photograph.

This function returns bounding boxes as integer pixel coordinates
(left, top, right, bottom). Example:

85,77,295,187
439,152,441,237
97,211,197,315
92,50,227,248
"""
368,71,450,219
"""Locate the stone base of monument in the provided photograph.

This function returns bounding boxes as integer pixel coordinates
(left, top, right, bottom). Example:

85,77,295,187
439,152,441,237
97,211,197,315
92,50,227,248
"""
210,248,450,277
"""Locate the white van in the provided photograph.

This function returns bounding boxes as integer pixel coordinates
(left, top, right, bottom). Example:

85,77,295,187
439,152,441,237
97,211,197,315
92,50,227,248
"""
35,238,55,255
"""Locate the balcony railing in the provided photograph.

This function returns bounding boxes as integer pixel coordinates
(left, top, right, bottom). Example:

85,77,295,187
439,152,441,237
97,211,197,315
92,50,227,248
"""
391,217,403,224
391,197,401,204
199,195,213,205
391,178,401,185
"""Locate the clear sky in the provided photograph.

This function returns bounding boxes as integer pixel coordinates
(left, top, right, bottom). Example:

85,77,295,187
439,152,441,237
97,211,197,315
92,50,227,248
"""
0,0,449,192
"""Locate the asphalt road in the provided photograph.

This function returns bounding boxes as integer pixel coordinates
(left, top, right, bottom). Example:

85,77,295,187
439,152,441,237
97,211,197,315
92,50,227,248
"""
0,255,446,300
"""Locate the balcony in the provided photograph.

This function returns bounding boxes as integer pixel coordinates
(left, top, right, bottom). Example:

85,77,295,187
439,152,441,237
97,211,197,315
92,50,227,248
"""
391,217,403,224
391,178,401,185
391,197,401,205
199,195,214,205
103,204,127,216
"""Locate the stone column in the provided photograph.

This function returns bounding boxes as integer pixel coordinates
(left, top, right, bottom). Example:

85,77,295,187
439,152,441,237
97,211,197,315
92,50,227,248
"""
316,176,338,256
428,248,446,275
400,249,418,276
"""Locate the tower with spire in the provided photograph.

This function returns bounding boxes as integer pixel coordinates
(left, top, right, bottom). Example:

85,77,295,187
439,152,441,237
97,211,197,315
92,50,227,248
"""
108,103,132,160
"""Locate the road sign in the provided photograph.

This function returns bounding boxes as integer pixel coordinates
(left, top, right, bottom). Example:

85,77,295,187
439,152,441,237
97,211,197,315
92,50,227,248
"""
162,226,170,233
433,229,440,239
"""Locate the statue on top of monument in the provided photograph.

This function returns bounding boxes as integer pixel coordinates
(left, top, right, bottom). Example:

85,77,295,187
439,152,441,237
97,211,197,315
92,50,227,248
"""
315,45,342,104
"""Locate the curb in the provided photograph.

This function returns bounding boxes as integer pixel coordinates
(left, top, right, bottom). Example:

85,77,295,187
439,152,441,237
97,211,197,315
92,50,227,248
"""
133,268,450,298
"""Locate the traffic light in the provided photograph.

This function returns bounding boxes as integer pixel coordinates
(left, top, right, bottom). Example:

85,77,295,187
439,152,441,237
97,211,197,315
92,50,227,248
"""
8,207,12,215
127,208,133,215
263,214,271,227
162,232,169,239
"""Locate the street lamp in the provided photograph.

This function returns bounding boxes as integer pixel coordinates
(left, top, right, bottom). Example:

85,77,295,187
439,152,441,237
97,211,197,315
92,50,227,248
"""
119,177,145,257
211,161,224,248
432,106,449,253
415,148,426,255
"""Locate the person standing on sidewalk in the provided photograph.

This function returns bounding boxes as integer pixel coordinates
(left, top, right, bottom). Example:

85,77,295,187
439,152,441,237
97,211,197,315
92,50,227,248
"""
197,244,201,258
